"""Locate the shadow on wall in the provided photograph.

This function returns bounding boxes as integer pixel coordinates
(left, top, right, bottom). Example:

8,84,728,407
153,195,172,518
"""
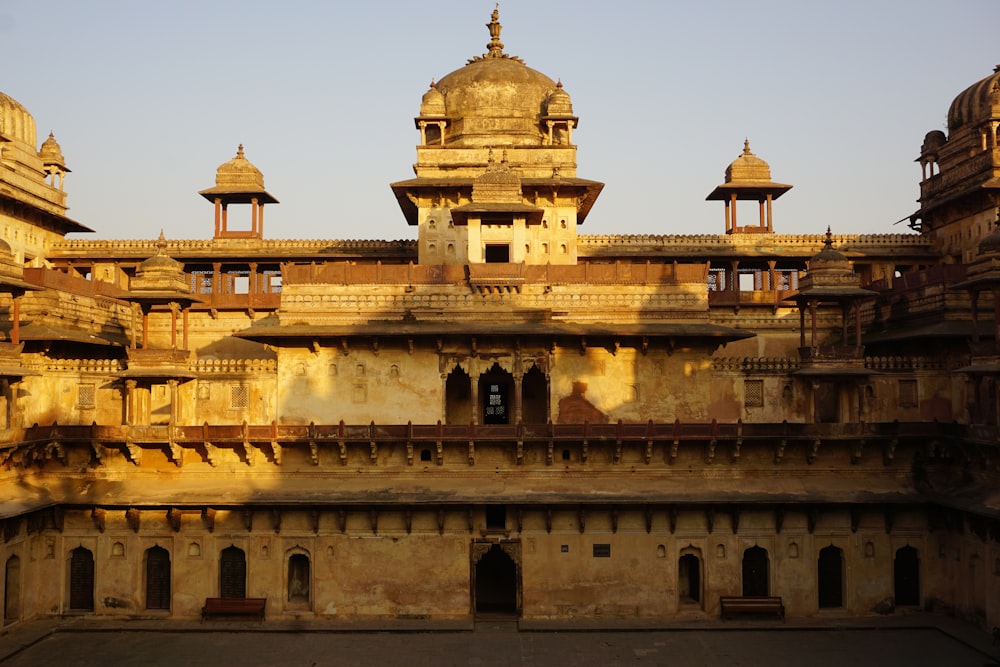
556,381,608,424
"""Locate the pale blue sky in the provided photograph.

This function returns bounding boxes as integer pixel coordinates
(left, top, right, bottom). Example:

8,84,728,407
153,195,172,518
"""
2,1,997,240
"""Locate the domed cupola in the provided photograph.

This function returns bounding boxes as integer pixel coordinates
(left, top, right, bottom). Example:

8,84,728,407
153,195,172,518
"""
415,81,448,146
0,90,87,236
947,65,1000,132
132,232,189,296
419,81,446,118
0,92,37,148
545,81,573,116
212,144,267,192
807,228,852,275
706,140,792,234
541,80,578,146
431,7,563,147
199,145,278,239
38,132,70,191
977,221,1000,258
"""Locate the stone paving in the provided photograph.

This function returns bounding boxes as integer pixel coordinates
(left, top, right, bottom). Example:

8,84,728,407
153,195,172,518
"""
0,615,996,666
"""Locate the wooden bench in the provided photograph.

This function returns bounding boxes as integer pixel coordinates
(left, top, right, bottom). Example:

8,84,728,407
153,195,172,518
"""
201,597,266,622
719,596,784,621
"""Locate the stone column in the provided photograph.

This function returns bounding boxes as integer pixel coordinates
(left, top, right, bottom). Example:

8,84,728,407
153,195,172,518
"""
125,379,138,426
168,379,179,426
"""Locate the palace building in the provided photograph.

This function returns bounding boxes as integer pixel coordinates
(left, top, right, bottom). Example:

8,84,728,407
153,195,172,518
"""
0,9,998,631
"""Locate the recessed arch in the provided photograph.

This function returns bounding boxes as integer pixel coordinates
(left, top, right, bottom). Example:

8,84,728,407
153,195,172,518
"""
219,545,247,599
893,545,920,607
817,545,844,609
742,545,769,597
472,542,520,616
286,548,311,608
4,555,20,624
678,546,702,606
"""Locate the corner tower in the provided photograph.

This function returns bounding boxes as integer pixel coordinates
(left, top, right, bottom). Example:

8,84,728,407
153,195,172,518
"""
912,65,1000,263
391,8,603,265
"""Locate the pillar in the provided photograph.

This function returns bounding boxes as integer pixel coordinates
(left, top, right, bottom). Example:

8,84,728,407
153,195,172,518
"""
125,379,138,426
169,303,179,349
168,379,179,426
214,198,222,237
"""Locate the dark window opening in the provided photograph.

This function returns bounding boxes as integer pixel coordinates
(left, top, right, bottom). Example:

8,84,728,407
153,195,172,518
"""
678,552,701,604
562,449,571,461
484,244,510,263
420,449,432,462
486,505,506,531
894,546,920,607
818,545,844,608
593,544,611,558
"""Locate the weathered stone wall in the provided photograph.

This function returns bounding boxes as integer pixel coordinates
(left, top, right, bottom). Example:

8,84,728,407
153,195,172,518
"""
3,506,995,627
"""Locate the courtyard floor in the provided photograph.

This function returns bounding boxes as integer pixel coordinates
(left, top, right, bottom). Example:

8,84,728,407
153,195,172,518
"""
0,612,996,666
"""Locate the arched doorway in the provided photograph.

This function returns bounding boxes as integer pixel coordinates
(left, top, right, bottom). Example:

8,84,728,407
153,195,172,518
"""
742,546,769,597
219,546,247,598
445,366,472,425
521,364,548,424
4,555,20,624
817,545,844,608
893,546,920,607
472,542,519,616
678,549,702,605
145,546,171,610
479,363,513,425
69,547,95,611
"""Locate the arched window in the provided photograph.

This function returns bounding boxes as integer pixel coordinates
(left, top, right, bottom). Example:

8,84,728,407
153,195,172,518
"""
145,546,171,610
219,546,247,599
69,547,95,611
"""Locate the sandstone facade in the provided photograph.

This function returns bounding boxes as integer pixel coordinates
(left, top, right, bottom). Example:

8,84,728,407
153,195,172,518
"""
0,10,997,633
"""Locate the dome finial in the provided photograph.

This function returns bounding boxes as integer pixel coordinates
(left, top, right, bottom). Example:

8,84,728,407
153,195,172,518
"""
824,226,833,248
236,144,245,159
467,4,523,64
486,4,504,58
743,138,752,155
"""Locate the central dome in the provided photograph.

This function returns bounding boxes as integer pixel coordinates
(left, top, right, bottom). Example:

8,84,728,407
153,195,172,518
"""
430,9,560,147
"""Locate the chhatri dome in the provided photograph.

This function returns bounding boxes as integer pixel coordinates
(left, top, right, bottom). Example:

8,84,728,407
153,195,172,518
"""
393,7,602,267
427,7,572,147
